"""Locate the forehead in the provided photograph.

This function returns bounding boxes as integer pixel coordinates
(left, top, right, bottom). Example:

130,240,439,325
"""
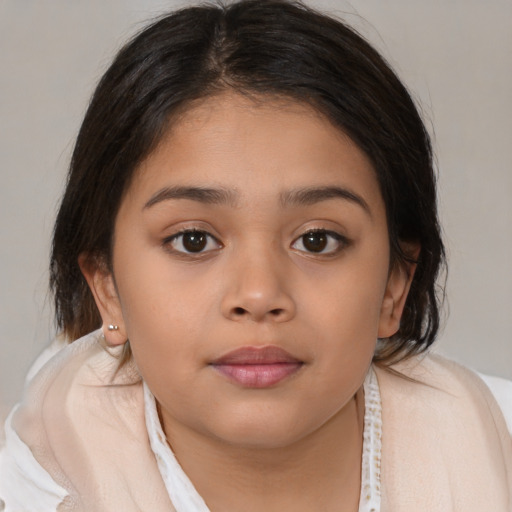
126,92,384,214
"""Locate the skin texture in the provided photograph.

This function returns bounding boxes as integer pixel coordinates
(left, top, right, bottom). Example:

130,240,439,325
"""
82,93,415,511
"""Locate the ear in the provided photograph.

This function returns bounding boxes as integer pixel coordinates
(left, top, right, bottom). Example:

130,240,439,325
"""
78,253,127,346
378,244,420,339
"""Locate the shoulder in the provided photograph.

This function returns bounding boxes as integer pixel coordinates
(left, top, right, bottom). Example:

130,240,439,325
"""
0,331,145,510
375,352,512,440
0,332,101,510
478,372,512,435
374,352,512,511
379,352,512,432
0,407,68,511
10,330,142,455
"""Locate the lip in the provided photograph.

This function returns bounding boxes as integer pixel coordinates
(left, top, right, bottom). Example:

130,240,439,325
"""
210,346,304,388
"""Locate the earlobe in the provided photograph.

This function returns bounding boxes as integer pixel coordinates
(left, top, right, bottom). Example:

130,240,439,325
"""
78,253,127,346
378,246,419,339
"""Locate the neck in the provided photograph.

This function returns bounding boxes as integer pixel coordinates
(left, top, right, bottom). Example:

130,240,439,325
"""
161,388,365,512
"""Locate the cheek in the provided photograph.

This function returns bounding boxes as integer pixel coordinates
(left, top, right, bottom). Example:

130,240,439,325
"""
304,259,388,336
298,256,388,377
116,243,218,323
112,250,212,372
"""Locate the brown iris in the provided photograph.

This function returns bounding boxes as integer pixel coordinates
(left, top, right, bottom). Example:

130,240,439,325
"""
302,231,328,252
182,231,208,252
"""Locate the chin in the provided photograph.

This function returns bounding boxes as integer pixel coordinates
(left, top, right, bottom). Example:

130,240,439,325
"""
204,409,325,451
218,428,307,451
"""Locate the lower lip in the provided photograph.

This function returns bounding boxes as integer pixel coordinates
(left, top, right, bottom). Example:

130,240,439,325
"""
212,362,303,388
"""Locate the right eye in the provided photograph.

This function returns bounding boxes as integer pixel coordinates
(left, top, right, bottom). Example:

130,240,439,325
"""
164,230,221,254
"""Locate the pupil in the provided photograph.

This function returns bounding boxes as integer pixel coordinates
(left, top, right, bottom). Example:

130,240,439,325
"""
303,232,327,252
183,232,207,252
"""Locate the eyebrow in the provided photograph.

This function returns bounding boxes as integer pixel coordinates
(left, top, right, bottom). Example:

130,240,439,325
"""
143,184,371,215
143,186,238,209
279,186,371,215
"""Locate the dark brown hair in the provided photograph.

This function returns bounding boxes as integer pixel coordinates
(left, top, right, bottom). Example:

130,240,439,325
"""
50,0,445,364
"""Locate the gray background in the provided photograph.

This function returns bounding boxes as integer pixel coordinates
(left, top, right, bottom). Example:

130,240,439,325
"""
1,0,511,419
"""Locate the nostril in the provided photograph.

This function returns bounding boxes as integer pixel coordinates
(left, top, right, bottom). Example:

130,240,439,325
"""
227,306,292,321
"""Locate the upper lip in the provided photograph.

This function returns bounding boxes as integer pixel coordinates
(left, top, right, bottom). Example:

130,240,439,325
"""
211,346,302,365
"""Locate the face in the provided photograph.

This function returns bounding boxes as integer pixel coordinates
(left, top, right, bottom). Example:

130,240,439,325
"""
85,93,412,449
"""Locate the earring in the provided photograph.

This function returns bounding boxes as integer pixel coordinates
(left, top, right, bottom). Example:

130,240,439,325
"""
108,324,119,331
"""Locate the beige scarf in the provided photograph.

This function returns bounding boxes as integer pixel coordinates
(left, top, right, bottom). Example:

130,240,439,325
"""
376,355,512,510
3,332,511,511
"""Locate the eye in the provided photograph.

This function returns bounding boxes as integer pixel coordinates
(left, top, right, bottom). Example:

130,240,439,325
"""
291,229,346,255
165,230,221,254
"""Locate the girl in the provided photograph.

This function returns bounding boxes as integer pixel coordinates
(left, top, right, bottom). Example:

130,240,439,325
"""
1,1,511,510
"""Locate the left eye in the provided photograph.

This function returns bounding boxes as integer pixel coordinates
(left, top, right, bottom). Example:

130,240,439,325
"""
165,230,221,254
291,230,346,255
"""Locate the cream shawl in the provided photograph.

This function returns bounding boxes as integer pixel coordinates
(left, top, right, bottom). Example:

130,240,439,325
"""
1,331,511,511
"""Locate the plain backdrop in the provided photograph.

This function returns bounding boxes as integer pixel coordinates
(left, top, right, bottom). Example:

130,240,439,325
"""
1,0,511,417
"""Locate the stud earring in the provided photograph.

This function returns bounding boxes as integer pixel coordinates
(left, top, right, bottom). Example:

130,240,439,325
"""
108,324,119,331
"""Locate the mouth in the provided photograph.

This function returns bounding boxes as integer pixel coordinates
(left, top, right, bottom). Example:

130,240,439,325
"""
210,346,304,388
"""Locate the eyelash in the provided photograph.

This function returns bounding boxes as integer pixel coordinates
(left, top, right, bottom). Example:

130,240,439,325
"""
162,228,348,257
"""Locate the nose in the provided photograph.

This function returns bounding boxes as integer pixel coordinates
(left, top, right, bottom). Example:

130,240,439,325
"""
220,249,296,323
